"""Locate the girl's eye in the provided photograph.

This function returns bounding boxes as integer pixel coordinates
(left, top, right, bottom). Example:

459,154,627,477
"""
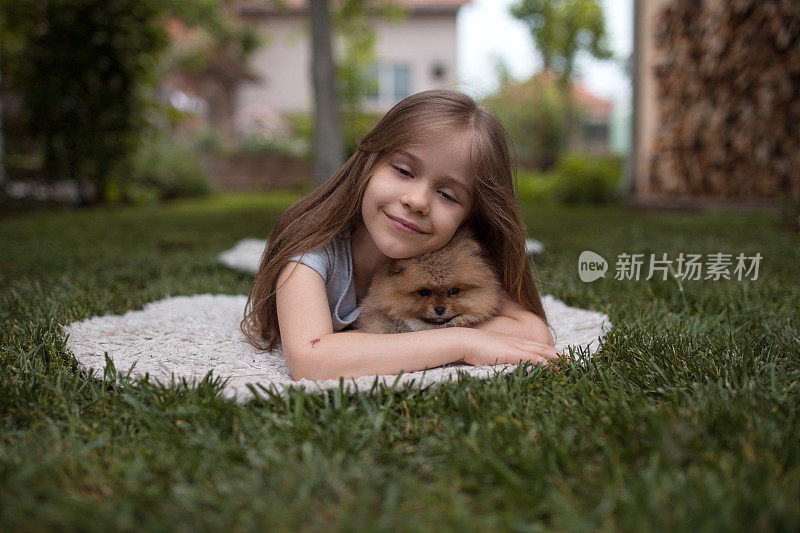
392,165,412,177
438,190,458,203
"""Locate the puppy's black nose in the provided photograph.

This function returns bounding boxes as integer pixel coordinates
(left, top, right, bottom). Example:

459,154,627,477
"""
434,306,446,315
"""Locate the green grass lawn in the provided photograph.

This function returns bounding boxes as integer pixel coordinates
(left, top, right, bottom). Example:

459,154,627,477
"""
1,191,799,530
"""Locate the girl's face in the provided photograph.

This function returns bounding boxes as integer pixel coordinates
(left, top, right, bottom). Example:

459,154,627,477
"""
360,130,476,259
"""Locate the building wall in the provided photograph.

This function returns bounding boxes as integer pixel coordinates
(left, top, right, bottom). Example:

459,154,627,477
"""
237,15,310,114
236,13,460,115
367,15,459,111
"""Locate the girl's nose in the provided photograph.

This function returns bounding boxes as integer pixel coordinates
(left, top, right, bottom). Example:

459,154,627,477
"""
401,182,430,215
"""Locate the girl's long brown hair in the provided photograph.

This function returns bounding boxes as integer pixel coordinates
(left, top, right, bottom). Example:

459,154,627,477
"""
241,89,552,351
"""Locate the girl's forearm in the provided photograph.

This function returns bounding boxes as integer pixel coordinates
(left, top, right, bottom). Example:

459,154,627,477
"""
473,315,555,346
290,327,470,381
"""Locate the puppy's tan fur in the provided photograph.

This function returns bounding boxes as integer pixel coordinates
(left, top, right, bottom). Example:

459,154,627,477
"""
354,227,504,334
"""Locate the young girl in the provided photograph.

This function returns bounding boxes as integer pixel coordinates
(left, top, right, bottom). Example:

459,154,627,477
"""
241,89,562,381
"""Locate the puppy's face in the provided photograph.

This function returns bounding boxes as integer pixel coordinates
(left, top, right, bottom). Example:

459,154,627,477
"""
390,252,487,325
364,228,503,328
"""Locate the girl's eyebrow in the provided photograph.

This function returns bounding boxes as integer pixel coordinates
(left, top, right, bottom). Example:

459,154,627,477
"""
396,149,472,198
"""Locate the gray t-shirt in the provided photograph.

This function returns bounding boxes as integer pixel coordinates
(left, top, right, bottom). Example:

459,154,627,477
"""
288,228,360,331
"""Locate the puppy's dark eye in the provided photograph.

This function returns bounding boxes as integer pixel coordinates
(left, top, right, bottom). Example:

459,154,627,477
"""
447,288,460,296
418,288,431,297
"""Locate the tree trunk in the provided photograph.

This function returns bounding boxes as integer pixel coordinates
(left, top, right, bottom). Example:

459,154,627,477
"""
309,0,344,186
558,79,578,152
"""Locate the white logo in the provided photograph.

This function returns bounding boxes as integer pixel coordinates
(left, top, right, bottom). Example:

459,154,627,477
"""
578,250,608,282
581,251,762,281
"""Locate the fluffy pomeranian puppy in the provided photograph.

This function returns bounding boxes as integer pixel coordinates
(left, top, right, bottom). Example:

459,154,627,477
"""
354,227,504,333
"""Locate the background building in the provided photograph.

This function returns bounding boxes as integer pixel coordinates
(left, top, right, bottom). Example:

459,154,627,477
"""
236,0,469,116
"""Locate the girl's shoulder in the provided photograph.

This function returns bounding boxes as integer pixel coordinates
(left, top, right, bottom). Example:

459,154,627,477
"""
288,226,351,282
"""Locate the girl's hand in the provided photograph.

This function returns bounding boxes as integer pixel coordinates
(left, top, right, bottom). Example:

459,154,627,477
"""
460,328,564,367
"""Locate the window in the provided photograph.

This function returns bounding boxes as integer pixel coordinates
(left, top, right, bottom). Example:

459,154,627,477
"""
366,63,411,104
583,122,608,142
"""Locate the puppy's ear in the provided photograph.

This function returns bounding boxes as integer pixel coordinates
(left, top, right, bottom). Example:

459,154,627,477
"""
452,225,475,243
389,262,405,276
451,232,482,257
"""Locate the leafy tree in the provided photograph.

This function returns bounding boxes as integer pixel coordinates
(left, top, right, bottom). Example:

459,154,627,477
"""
0,0,168,205
161,9,261,142
0,0,260,205
510,0,613,88
510,0,613,148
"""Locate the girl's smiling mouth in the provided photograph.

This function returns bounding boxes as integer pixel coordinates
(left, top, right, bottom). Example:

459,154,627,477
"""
385,212,427,234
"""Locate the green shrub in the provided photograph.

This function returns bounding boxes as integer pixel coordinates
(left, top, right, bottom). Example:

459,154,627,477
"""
551,153,623,204
235,134,309,158
284,112,314,146
284,110,382,159
109,135,214,204
516,169,558,203
191,127,224,153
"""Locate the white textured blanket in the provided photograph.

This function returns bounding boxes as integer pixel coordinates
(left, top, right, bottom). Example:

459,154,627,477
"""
62,238,610,401
63,293,611,402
